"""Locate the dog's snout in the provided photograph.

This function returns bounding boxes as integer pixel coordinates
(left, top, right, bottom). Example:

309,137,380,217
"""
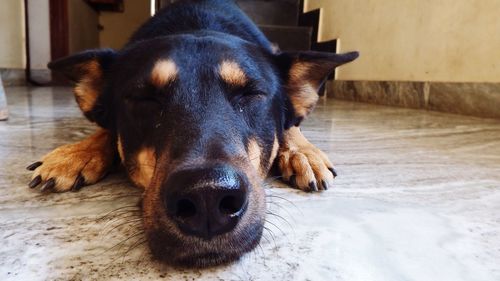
163,164,249,239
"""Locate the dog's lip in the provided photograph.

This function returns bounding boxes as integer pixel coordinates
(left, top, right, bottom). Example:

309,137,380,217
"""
172,248,248,267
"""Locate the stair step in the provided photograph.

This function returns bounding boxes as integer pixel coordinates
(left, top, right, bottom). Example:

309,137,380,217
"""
236,0,300,26
85,0,124,12
259,25,312,51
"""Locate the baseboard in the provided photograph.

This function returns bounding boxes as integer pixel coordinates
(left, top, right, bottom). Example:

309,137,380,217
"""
0,69,52,86
329,81,500,119
30,69,52,84
0,68,26,86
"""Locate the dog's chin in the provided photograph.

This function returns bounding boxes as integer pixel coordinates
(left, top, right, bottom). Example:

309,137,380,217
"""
171,251,246,268
147,223,264,268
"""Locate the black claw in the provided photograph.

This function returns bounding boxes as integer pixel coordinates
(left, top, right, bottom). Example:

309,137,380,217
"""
328,167,338,178
71,174,85,192
29,175,42,188
289,175,297,187
26,161,43,171
309,181,318,192
40,178,55,192
321,180,329,190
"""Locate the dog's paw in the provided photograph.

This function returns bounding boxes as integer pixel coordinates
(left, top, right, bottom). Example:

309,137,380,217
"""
26,130,114,192
278,127,336,192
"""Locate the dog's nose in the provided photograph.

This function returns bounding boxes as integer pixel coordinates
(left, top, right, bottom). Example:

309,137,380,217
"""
163,164,249,239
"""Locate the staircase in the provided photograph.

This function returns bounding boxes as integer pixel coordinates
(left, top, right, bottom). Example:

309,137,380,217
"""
85,0,124,12
235,0,309,51
158,0,335,53
237,0,337,53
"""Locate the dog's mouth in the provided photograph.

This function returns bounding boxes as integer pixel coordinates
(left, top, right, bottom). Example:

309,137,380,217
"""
146,218,264,268
185,252,234,267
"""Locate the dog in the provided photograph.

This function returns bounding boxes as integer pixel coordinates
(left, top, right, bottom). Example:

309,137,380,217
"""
26,0,358,267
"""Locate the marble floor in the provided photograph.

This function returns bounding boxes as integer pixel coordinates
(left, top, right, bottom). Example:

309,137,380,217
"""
1,87,499,281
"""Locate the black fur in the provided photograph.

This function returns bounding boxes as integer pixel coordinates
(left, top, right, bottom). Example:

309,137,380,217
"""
48,0,358,267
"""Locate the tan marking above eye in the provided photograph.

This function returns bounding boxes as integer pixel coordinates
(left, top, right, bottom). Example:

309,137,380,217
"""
151,59,178,87
219,60,247,86
130,147,156,189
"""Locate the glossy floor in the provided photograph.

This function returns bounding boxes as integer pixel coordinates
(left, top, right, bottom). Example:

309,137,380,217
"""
1,87,499,281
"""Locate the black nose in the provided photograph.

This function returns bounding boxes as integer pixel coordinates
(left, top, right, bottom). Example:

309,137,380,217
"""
163,164,249,239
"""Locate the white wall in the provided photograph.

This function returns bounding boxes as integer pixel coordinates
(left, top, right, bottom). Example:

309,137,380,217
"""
305,0,500,82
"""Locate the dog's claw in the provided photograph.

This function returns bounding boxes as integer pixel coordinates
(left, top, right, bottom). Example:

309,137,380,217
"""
309,181,318,192
40,178,55,192
26,161,43,171
321,180,328,190
328,167,337,178
29,175,42,188
289,175,297,187
71,174,85,192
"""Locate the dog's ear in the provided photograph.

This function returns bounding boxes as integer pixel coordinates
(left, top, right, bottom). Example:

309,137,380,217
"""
276,51,359,128
48,49,117,128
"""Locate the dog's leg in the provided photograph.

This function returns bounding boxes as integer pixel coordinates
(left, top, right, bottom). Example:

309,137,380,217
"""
27,129,116,192
278,126,336,192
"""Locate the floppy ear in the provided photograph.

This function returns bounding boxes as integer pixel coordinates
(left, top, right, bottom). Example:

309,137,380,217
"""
277,51,359,128
48,49,117,128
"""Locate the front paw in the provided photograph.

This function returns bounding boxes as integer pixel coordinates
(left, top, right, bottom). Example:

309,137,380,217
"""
278,145,336,192
27,140,113,193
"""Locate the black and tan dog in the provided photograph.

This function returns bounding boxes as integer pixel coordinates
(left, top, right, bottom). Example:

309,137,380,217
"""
26,0,358,267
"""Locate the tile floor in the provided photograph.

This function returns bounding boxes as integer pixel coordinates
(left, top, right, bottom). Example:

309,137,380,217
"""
1,87,499,281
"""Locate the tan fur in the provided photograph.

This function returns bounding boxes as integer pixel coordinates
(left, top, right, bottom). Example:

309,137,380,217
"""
151,59,178,87
31,129,114,191
278,126,335,191
73,60,103,113
117,136,125,162
141,148,173,229
219,60,247,86
287,62,319,118
129,147,156,189
247,138,262,175
268,134,279,170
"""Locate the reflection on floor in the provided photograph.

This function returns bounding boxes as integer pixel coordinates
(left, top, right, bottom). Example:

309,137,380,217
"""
1,87,499,281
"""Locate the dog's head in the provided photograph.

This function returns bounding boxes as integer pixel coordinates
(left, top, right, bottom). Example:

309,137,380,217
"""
49,34,358,267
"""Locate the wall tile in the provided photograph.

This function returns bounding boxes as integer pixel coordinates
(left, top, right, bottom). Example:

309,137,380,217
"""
329,81,500,119
329,81,426,109
429,83,500,119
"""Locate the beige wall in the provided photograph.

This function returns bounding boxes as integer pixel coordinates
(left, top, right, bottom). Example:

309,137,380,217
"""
305,0,500,82
68,0,100,54
99,0,151,49
0,0,25,69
